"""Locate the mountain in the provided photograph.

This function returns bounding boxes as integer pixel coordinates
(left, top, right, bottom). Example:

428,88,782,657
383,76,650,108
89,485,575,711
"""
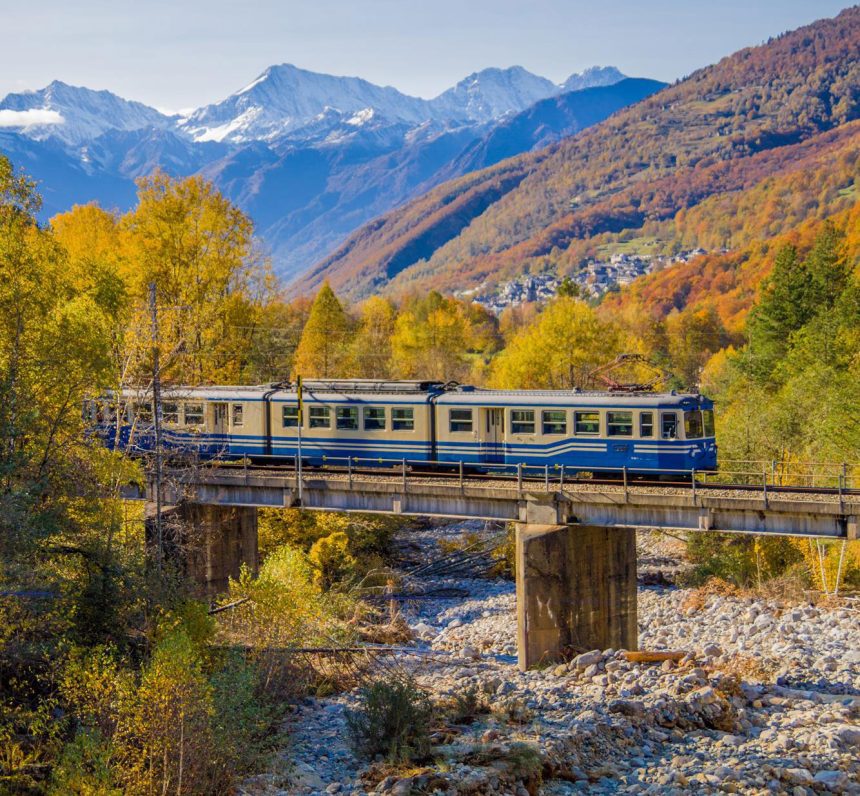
0,81,171,146
179,63,431,143
294,7,860,301
206,78,663,280
179,63,626,144
446,78,666,176
0,62,637,279
428,66,558,122
559,66,626,93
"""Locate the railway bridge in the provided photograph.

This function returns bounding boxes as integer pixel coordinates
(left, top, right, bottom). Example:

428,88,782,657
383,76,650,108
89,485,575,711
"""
131,463,859,670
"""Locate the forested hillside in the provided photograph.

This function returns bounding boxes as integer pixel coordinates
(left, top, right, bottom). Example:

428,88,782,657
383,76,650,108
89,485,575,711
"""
297,7,860,300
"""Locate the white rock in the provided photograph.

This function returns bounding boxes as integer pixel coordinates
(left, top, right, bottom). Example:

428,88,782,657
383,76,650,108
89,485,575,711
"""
785,768,813,785
574,649,603,668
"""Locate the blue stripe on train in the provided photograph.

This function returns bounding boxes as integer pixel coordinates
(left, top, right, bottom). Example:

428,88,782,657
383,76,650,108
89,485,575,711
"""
99,423,716,472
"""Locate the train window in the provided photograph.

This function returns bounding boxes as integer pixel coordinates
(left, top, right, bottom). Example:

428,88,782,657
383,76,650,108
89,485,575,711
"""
185,403,204,425
702,409,715,437
542,410,567,435
162,402,179,424
640,412,654,438
661,412,678,440
684,410,704,439
282,405,299,428
336,406,359,430
363,406,386,430
309,406,331,429
392,407,414,431
136,403,153,423
232,404,244,427
511,409,535,434
574,411,600,435
449,408,473,433
607,411,633,436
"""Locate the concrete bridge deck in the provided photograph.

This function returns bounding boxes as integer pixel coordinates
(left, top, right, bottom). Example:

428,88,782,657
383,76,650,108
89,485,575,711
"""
135,465,859,539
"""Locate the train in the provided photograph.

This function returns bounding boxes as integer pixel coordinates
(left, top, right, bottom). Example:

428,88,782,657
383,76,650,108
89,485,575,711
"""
87,379,718,477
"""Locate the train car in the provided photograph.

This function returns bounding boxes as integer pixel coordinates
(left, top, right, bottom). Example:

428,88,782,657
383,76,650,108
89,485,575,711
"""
433,387,716,473
88,380,717,475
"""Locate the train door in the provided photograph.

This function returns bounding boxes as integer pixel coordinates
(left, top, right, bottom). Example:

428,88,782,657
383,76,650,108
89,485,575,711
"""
479,407,505,464
212,402,229,435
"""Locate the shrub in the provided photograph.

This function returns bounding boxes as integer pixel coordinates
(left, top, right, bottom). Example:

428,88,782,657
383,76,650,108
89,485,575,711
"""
119,627,215,794
491,525,517,580
49,729,121,796
443,684,489,724
221,546,356,698
55,620,281,795
463,742,543,790
258,509,402,567
208,653,283,791
684,532,803,588
346,676,434,763
309,531,358,590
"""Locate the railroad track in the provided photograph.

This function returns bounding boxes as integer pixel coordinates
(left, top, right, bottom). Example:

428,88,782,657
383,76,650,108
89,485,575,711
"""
194,459,860,498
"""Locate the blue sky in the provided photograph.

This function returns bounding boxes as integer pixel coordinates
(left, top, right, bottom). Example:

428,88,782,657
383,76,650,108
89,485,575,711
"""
0,0,850,110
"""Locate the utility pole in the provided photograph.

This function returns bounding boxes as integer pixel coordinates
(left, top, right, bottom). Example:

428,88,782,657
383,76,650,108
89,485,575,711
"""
149,283,164,572
296,374,303,504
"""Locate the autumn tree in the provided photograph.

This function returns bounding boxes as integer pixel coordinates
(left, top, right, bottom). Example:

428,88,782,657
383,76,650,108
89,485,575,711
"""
292,282,355,378
665,303,729,389
390,292,473,381
243,296,312,383
352,296,396,378
122,172,271,383
490,297,623,389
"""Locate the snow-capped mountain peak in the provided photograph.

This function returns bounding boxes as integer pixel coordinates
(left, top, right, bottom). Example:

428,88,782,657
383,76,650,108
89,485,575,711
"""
429,66,559,122
558,65,626,93
0,80,171,145
179,63,430,143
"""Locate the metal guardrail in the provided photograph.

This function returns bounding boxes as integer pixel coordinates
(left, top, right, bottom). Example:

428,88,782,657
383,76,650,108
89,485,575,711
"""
185,452,859,508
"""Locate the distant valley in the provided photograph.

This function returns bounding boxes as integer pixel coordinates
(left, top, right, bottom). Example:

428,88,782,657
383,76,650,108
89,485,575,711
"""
0,64,663,282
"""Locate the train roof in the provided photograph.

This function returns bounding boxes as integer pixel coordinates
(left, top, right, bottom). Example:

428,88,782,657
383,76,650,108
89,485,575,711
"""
434,388,708,407
114,381,710,408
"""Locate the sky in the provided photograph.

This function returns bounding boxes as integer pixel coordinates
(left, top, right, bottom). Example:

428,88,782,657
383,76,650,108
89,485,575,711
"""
0,0,851,111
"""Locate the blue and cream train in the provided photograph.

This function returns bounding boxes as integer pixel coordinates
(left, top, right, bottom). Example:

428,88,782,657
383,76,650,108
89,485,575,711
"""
88,380,717,475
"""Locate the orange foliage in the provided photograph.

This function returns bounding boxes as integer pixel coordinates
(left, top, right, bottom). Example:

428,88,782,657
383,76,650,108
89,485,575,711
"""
601,203,860,334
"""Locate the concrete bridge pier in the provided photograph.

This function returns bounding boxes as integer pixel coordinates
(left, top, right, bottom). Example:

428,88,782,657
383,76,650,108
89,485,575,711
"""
515,523,638,670
146,503,259,594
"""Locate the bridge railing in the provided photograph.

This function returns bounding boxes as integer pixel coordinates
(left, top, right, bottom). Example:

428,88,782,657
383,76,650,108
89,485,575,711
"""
718,459,858,490
199,453,857,503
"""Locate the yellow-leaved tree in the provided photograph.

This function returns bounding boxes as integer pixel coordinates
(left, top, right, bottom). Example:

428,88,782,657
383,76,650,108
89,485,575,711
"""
390,292,472,381
490,298,623,389
352,296,396,378
292,282,354,378
122,172,272,383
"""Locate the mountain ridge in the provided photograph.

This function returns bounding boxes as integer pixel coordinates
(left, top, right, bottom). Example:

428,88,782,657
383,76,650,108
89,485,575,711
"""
0,63,646,280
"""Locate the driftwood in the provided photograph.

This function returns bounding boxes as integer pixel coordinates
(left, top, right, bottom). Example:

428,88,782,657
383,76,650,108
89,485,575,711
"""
623,650,686,663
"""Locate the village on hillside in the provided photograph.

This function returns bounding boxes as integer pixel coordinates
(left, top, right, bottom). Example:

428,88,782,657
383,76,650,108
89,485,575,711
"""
459,248,712,314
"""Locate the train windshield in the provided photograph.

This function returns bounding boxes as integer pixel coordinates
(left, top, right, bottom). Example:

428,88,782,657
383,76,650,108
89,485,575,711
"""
684,410,704,439
684,409,715,439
